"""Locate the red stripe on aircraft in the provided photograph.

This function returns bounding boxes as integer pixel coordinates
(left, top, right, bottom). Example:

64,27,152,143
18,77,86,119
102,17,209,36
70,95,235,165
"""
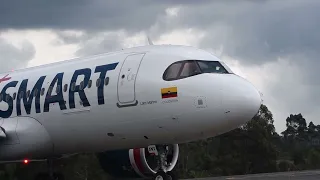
133,148,145,174
0,74,11,84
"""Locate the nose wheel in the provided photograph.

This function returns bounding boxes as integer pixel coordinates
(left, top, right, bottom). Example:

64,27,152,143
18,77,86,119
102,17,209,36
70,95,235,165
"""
153,170,176,180
151,145,178,180
154,171,169,180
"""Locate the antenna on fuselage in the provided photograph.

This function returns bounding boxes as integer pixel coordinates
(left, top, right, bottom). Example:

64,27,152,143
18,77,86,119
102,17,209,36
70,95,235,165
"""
147,35,154,45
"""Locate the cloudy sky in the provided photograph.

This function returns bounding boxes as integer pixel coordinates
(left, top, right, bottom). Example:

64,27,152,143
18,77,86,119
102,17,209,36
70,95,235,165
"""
0,0,319,133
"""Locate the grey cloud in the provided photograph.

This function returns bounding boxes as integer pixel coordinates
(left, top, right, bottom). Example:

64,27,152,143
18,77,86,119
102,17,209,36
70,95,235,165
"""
4,0,319,64
74,32,125,57
0,0,209,33
148,0,320,65
0,38,35,73
54,32,88,45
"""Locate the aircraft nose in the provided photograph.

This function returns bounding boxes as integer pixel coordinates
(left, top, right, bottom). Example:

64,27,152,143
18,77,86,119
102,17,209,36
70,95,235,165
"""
222,75,262,128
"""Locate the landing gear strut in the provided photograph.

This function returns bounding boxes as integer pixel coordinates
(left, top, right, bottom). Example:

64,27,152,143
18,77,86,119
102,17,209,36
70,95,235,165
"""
151,145,178,180
34,159,64,180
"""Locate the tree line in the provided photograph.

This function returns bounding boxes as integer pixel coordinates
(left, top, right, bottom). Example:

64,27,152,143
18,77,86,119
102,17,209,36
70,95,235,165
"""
1,104,320,179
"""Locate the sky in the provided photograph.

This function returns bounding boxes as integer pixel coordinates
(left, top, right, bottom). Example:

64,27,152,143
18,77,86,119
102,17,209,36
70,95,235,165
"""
0,0,319,133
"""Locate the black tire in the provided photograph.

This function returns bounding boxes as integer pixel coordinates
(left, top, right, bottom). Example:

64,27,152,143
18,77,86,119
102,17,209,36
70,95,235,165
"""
167,171,178,180
154,171,169,180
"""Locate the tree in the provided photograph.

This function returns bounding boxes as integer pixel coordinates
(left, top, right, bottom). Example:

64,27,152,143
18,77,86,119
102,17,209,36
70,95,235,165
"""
308,121,317,139
281,114,307,141
241,104,279,173
211,104,279,175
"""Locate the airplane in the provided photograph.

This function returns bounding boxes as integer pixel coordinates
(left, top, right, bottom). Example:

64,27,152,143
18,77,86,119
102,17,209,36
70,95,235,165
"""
0,44,262,180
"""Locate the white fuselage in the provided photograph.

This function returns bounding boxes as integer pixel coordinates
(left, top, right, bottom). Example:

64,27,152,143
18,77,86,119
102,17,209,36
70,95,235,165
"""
0,45,261,162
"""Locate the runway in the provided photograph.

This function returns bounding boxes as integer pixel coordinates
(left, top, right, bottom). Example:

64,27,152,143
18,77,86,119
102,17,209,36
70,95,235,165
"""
186,170,320,180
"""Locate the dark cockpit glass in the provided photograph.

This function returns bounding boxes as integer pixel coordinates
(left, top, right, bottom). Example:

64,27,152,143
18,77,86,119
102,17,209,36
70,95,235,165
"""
197,60,229,74
163,62,183,80
179,61,202,78
163,60,231,81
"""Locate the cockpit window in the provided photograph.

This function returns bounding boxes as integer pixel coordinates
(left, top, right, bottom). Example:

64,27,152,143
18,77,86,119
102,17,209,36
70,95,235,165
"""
163,60,201,81
163,62,183,80
179,61,201,78
163,60,231,81
220,61,234,74
197,61,229,74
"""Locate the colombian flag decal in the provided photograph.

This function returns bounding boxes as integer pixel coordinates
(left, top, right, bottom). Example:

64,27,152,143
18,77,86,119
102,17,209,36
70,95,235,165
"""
161,86,178,99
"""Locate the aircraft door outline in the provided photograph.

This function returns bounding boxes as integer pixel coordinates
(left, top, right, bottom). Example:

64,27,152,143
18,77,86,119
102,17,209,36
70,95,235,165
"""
117,53,145,107
1,117,19,145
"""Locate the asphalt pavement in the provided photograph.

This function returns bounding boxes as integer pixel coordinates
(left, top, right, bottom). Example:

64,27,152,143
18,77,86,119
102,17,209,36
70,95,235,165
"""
185,170,320,180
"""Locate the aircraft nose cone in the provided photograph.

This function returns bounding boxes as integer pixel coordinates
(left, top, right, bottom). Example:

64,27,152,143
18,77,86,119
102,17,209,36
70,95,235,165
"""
222,75,262,128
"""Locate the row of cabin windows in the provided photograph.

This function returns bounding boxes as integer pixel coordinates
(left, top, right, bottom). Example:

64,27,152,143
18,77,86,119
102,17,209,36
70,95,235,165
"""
0,77,110,102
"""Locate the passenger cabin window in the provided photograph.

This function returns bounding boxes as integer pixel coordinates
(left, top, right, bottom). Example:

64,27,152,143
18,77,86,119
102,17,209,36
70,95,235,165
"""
96,78,101,87
63,84,68,92
33,89,38,97
88,80,92,88
41,88,45,96
163,60,231,81
79,81,84,90
48,87,53,95
71,82,76,91
105,77,109,86
26,90,30,98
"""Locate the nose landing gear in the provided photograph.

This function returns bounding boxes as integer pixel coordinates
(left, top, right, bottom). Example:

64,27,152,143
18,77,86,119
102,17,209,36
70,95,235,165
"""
150,145,178,180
